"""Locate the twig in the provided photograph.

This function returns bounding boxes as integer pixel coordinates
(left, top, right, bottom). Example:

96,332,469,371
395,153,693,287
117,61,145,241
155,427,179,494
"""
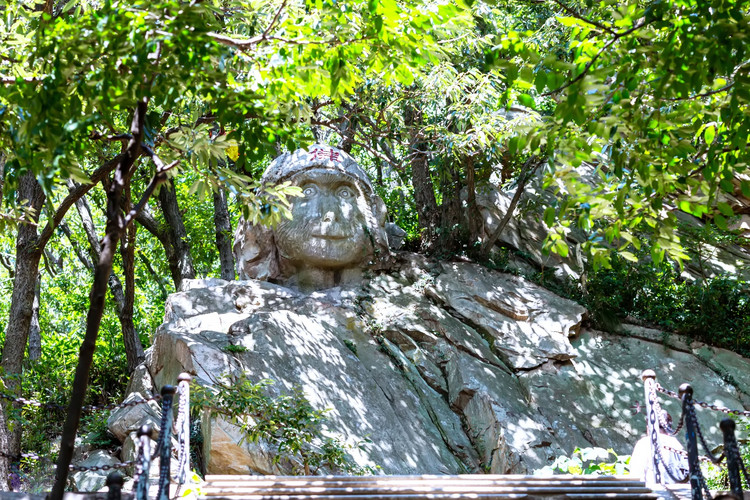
550,0,616,36
123,146,179,227
262,0,288,40
542,35,618,96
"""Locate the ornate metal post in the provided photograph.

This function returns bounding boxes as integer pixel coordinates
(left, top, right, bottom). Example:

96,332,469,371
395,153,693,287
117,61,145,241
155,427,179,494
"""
106,471,123,500
175,372,191,484
641,369,663,484
680,383,702,500
721,418,743,500
156,385,176,500
135,424,152,500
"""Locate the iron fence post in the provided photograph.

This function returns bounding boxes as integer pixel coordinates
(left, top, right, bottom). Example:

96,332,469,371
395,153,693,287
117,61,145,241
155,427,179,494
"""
135,424,152,500
156,385,176,500
721,418,743,500
642,369,663,484
680,383,702,500
176,372,191,484
106,471,123,500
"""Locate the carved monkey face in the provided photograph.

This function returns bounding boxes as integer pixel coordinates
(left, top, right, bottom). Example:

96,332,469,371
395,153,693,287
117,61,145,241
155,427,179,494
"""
275,169,372,269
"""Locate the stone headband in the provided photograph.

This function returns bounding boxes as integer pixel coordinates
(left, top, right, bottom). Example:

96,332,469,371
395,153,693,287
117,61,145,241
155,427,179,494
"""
261,144,375,195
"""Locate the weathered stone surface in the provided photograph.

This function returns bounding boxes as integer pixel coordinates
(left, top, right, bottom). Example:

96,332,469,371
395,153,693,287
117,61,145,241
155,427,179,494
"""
70,451,118,492
101,147,750,477
125,363,155,399
106,393,161,443
233,144,390,290
93,247,750,479
426,262,585,369
522,330,746,450
693,344,750,398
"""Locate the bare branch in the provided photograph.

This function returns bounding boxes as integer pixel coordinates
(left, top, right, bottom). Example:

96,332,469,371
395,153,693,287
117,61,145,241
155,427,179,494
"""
542,35,618,96
262,0,288,40
36,156,122,249
123,145,179,228
549,0,616,36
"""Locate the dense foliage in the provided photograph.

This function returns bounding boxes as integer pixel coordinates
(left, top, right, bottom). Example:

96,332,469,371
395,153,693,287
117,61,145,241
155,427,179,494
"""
0,0,748,492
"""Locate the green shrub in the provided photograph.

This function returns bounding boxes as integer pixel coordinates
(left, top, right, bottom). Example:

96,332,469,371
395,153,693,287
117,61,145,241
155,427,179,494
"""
193,374,378,475
536,447,630,476
584,254,750,356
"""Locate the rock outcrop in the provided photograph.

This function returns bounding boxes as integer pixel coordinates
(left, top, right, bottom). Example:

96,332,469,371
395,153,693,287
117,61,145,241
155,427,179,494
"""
112,254,749,476
105,146,750,478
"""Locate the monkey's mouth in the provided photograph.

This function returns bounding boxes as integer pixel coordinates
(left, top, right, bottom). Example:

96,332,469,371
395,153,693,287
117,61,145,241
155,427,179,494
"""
310,232,350,240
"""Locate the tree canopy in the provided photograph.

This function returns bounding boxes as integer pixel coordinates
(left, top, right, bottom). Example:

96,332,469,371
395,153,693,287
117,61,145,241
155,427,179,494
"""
0,0,748,493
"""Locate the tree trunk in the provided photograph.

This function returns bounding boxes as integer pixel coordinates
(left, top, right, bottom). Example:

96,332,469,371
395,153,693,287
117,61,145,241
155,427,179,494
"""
28,274,42,362
0,165,117,491
0,173,45,476
405,106,439,252
137,250,168,300
437,162,465,254
464,155,484,249
119,185,145,373
213,188,235,280
71,193,144,374
338,104,356,154
480,156,543,256
51,98,148,499
157,179,195,290
134,205,184,289
72,194,128,312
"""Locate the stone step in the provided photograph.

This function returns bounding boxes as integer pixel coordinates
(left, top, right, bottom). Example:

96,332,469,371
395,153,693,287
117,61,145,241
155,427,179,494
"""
200,475,662,500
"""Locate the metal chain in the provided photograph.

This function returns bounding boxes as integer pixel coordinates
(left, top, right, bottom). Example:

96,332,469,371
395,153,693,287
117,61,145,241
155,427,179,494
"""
688,403,725,465
68,460,137,473
663,444,722,465
0,391,162,414
654,442,690,482
646,377,663,484
656,384,750,417
0,449,137,472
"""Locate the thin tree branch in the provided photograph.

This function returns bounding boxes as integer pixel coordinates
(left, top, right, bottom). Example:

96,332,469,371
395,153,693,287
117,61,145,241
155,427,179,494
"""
123,146,179,228
549,0,616,36
542,35,618,96
36,156,122,250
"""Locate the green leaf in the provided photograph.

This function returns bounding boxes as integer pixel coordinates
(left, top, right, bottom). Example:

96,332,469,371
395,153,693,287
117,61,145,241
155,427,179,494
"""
717,202,734,217
704,125,716,145
714,213,728,231
620,251,638,263
543,206,555,227
518,93,535,109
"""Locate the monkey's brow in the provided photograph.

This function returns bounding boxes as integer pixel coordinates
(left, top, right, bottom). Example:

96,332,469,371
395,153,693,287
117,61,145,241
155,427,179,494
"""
296,173,358,189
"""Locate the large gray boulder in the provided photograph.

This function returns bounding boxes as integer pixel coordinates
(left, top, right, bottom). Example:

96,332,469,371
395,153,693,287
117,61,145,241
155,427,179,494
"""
112,254,750,477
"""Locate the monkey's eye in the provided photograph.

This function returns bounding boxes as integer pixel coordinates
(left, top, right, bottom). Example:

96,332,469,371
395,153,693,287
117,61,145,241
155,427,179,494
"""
337,187,353,198
303,186,317,196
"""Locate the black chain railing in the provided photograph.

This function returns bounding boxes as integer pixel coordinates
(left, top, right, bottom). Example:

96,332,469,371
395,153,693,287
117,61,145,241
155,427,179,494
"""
643,371,750,500
0,373,192,499
0,391,163,414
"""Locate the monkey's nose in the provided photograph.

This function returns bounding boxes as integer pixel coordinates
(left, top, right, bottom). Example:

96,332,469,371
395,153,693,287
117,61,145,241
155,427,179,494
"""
322,211,336,223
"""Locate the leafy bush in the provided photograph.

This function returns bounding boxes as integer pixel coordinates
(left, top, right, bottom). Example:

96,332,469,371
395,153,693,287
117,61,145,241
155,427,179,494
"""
193,374,378,475
584,254,750,356
536,447,630,476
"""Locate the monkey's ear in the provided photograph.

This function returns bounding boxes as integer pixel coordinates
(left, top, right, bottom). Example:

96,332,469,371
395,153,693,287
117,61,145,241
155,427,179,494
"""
233,220,280,281
372,195,388,227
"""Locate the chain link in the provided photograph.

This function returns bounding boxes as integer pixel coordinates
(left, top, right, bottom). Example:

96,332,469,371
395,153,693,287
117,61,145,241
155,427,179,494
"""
653,442,690,482
663,444,720,465
656,384,750,417
0,391,162,414
0,449,138,472
68,460,138,473
687,403,726,465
